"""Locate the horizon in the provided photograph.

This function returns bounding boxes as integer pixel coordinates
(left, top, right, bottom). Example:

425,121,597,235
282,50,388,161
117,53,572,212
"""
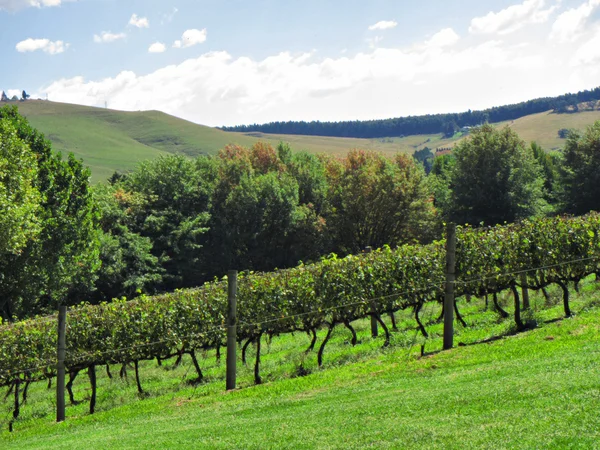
2,0,600,126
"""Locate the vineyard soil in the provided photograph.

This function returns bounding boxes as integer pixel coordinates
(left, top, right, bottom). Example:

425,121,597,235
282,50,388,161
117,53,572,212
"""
2,281,600,449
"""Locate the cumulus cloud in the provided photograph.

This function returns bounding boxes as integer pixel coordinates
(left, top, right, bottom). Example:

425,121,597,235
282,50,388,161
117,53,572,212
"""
425,28,460,48
551,0,600,43
469,0,558,35
93,32,127,43
129,13,149,28
16,38,68,54
173,28,207,48
0,0,71,11
368,20,397,31
148,42,166,53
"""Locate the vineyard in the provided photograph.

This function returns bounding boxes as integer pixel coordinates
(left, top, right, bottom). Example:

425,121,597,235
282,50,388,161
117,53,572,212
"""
1,213,600,431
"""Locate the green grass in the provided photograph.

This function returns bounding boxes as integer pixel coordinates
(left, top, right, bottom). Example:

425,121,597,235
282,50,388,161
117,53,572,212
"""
2,280,600,448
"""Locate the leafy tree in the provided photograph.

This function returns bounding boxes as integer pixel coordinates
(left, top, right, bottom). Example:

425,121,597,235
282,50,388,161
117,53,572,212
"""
21,90,30,101
0,117,40,256
0,106,101,320
561,121,600,214
0,91,8,102
325,150,436,254
121,155,217,290
449,125,547,226
558,128,570,139
90,184,164,302
428,153,456,218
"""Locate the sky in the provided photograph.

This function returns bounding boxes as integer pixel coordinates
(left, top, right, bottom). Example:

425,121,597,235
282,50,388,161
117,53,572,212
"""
1,0,600,126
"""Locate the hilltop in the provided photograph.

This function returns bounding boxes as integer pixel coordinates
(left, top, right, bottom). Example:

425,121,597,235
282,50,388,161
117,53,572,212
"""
6,99,600,181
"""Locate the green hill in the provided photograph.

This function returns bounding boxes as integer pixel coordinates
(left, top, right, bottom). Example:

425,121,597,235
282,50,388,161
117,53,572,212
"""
2,281,600,448
7,100,600,182
11,101,425,181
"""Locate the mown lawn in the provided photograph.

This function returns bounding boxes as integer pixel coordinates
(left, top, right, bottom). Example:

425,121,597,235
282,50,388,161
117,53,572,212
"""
2,281,600,449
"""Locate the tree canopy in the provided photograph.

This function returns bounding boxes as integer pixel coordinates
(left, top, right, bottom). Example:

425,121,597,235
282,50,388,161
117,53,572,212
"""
449,124,547,226
0,117,40,256
561,121,600,215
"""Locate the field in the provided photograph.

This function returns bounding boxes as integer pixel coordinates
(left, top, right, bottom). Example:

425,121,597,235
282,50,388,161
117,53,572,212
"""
2,280,600,449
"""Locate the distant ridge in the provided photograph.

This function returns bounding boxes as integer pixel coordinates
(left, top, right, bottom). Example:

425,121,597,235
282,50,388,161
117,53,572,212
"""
221,86,600,138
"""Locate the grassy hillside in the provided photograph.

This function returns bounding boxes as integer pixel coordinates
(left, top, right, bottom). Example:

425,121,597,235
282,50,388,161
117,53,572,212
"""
12,101,421,181
8,100,600,181
2,280,600,448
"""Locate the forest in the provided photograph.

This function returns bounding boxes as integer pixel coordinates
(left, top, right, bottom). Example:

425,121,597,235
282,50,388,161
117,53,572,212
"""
221,86,600,138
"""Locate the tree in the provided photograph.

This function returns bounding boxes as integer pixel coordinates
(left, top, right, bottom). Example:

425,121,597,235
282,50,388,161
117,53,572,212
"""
560,120,600,215
90,184,164,302
449,124,546,226
21,90,30,101
0,106,101,320
558,128,570,139
121,155,216,290
428,153,456,218
0,91,8,102
0,117,41,257
325,150,437,254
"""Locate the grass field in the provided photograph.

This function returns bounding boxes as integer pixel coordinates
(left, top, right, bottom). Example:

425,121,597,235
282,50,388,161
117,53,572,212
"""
7,100,600,181
2,279,600,449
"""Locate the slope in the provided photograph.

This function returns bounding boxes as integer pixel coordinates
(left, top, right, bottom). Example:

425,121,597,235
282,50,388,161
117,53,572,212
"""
11,101,423,181
2,281,600,449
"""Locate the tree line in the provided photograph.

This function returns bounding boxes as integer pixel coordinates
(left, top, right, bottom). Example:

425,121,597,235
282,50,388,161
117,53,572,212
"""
1,104,600,321
221,86,600,138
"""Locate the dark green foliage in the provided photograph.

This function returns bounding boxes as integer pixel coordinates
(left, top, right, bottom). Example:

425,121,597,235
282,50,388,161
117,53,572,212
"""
558,128,570,139
428,153,456,218
530,142,561,206
0,106,101,320
221,86,600,138
449,125,546,226
91,184,164,302
561,120,600,215
413,147,434,174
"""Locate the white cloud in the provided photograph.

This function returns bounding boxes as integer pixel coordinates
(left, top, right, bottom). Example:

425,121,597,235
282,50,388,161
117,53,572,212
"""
425,28,460,48
551,0,600,43
129,13,149,28
368,20,397,31
40,36,561,128
469,0,558,35
173,28,207,48
0,0,71,11
148,42,166,53
93,32,127,44
571,27,600,65
15,38,68,54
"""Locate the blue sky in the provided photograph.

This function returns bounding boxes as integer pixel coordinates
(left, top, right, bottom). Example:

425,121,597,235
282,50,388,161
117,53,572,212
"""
1,0,600,126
